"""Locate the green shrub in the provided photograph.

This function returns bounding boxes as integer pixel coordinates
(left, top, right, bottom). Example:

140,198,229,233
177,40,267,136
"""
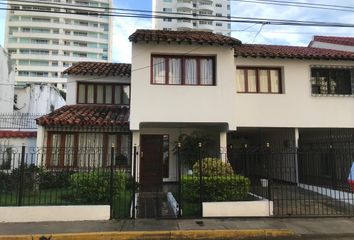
181,175,251,202
192,158,234,177
38,169,73,190
68,170,131,203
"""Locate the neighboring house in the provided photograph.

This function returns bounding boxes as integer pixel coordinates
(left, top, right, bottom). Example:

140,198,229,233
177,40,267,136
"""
309,36,354,52
5,0,113,89
36,62,131,168
152,0,231,35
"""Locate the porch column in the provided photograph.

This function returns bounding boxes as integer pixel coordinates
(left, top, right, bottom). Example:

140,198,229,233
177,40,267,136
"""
35,126,45,166
220,131,227,162
294,128,299,184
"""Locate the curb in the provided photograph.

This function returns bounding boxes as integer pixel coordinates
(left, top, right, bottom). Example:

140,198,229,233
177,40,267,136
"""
0,229,296,240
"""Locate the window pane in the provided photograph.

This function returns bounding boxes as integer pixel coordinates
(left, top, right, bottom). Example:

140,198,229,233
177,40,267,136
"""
51,134,61,166
270,70,280,93
236,69,246,92
96,85,104,104
122,85,130,104
185,58,197,85
114,85,121,104
78,84,85,103
168,58,181,84
87,84,94,103
153,57,166,84
247,70,257,92
64,134,74,166
200,58,214,85
259,70,269,93
78,133,103,167
105,85,112,104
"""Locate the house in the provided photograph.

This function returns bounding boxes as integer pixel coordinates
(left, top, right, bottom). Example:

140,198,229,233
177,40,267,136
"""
36,62,131,168
35,30,354,218
309,35,354,52
129,29,354,188
129,30,240,189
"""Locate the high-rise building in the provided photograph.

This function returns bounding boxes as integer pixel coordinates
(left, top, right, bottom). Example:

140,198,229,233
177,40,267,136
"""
4,0,113,89
152,0,231,35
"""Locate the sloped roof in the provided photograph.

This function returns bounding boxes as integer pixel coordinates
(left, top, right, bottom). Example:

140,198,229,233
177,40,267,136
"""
129,29,242,46
234,44,354,60
313,36,354,47
63,62,131,77
36,105,129,127
0,131,37,138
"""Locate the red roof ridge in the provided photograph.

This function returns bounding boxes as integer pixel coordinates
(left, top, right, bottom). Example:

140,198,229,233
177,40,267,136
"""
312,35,354,47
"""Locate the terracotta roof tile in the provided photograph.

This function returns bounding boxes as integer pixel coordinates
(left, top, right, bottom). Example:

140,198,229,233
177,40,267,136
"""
63,62,131,76
129,29,242,46
36,105,129,127
313,36,354,47
234,44,354,60
0,131,37,138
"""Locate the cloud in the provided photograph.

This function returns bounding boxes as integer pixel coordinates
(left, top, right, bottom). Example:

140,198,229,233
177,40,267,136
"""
112,17,151,63
230,0,354,46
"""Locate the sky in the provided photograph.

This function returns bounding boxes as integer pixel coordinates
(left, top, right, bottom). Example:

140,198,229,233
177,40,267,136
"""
1,0,354,63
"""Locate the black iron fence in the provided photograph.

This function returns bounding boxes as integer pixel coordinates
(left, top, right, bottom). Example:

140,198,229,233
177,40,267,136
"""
0,145,134,219
1,142,354,219
0,113,40,129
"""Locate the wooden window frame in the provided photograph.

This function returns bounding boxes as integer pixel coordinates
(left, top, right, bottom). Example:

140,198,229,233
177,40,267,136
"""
76,82,130,105
236,67,282,94
150,55,216,86
46,132,131,169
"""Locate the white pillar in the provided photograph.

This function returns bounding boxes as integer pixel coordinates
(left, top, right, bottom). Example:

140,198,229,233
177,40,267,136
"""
132,130,140,183
294,128,299,184
220,131,227,162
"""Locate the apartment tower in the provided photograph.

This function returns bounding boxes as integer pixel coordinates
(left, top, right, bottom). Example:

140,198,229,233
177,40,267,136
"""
152,0,231,35
4,0,113,89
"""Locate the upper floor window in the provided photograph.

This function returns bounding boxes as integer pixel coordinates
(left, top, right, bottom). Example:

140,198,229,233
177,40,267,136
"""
236,67,282,93
311,67,353,95
77,82,130,105
151,55,216,86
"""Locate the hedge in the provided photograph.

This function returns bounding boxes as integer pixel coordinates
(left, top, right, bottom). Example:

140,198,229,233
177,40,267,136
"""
192,158,234,177
181,175,251,202
68,170,131,203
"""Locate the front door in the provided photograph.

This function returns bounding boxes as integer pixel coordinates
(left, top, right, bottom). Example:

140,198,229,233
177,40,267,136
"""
140,135,163,191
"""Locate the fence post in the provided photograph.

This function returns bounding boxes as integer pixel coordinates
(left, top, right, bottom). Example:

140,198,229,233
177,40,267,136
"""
132,145,137,219
198,142,203,217
109,143,115,220
177,142,182,218
18,145,26,206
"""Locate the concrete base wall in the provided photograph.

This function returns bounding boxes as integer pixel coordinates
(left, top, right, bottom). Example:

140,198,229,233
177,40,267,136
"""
0,205,110,223
203,200,273,217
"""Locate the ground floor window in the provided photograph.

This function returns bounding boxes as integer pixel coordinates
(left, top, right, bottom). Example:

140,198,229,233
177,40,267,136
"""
46,132,131,168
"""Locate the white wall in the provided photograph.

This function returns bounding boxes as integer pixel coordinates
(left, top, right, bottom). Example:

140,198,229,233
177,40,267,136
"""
130,42,237,131
0,47,15,113
66,75,130,105
235,58,354,128
310,41,354,53
15,84,65,114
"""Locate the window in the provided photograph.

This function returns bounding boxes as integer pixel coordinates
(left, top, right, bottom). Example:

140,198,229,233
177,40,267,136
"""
236,67,282,93
46,132,131,168
163,8,172,12
311,67,353,95
216,3,222,7
77,82,130,104
151,55,216,86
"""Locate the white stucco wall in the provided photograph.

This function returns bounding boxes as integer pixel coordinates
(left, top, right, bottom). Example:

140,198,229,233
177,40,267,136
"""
0,47,15,113
310,41,354,53
66,75,130,105
234,58,354,128
15,84,65,114
130,42,237,131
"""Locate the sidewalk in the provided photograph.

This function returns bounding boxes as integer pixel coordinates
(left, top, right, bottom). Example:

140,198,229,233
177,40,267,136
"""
0,217,353,239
